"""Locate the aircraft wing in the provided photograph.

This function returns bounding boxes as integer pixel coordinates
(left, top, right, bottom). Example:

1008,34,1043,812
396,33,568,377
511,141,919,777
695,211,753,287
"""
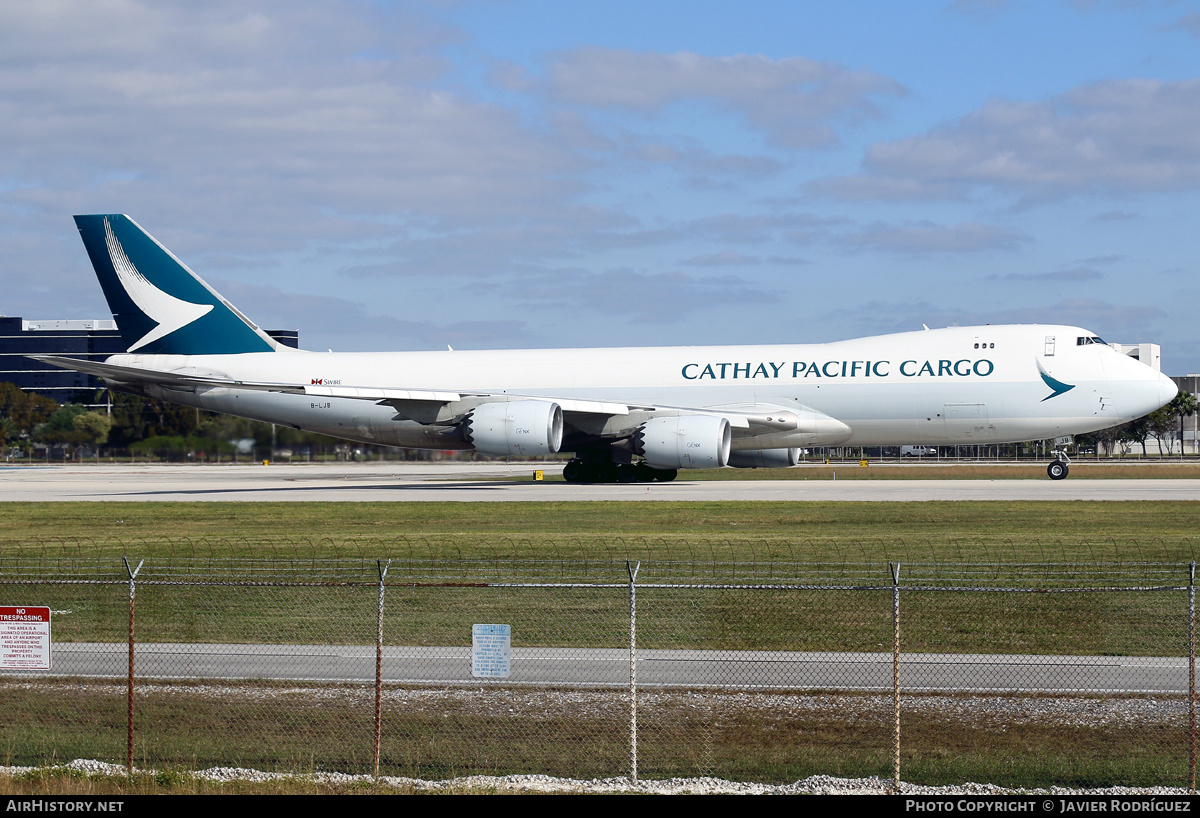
31,355,460,404
32,355,816,434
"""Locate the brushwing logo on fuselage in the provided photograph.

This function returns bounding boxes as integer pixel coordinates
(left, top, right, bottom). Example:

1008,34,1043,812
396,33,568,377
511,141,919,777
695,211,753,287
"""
103,217,213,352
1036,359,1076,402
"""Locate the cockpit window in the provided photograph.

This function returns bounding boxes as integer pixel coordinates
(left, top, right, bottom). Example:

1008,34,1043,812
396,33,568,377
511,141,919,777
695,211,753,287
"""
1077,336,1106,346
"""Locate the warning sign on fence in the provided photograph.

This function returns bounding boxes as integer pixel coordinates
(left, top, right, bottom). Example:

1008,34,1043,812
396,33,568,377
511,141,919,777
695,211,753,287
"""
472,623,511,678
0,606,51,670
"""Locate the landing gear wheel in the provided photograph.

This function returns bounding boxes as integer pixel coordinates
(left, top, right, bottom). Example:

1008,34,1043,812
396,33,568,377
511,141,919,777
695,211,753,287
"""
1047,461,1069,480
654,468,678,483
562,460,585,483
594,463,619,483
616,464,638,483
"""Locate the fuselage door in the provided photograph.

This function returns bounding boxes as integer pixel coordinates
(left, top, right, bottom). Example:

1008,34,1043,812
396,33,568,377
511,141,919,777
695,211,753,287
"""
944,403,994,441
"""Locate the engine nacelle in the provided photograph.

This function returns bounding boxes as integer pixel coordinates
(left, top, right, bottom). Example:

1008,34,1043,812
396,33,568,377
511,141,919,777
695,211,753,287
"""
727,448,801,469
633,415,730,470
464,400,563,457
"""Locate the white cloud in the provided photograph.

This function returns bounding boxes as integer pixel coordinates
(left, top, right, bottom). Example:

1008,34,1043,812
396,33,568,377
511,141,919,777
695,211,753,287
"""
547,47,903,149
686,213,846,245
496,269,779,324
837,221,1028,254
632,143,784,178
1170,11,1200,36
331,210,849,281
213,278,534,350
989,298,1165,329
766,256,812,267
1091,211,1139,222
0,0,580,252
813,79,1200,204
819,297,1165,340
986,266,1103,282
679,251,759,267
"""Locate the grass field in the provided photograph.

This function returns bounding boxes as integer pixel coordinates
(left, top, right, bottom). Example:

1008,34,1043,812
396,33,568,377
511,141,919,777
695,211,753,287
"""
0,681,1187,789
4,500,1198,658
2,499,1199,562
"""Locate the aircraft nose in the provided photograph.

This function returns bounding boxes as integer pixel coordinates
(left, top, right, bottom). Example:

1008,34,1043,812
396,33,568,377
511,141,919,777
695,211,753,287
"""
1115,362,1177,418
1157,371,1179,408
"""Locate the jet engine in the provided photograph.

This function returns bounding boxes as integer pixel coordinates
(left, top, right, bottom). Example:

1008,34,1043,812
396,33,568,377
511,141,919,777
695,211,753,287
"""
727,448,801,469
464,400,564,457
632,415,730,470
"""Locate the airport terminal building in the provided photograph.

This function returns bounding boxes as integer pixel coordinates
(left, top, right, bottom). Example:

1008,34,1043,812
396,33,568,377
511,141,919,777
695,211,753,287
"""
0,315,298,403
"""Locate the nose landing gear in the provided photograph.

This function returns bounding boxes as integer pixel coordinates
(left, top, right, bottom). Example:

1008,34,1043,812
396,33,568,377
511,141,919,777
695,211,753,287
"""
1047,450,1071,480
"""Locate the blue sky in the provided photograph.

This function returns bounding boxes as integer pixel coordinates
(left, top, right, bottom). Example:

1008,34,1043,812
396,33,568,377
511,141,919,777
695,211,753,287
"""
2,1,1199,371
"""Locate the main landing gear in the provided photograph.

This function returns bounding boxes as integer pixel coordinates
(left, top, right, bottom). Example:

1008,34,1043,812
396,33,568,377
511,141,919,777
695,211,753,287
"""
562,459,678,484
1047,450,1071,480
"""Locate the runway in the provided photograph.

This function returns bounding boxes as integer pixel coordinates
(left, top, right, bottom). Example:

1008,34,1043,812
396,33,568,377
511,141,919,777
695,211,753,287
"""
3,462,1200,501
1,642,1187,694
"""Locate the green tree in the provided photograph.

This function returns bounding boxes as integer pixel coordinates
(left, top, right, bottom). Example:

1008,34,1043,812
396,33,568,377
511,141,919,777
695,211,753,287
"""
1169,391,1199,456
106,392,207,447
0,381,58,437
106,392,149,447
1146,406,1176,456
73,412,112,446
35,404,91,447
1115,416,1150,457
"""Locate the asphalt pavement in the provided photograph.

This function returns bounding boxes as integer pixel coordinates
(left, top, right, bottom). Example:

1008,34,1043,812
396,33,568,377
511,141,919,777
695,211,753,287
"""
2,641,1187,694
4,461,1200,501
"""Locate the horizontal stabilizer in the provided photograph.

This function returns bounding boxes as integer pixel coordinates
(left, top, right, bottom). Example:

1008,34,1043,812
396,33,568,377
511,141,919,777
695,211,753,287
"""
33,355,462,402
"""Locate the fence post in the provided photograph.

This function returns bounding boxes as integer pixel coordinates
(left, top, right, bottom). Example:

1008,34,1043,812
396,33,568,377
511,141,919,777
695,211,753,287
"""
375,558,391,782
627,559,640,784
1190,562,1196,793
891,560,901,794
122,556,143,777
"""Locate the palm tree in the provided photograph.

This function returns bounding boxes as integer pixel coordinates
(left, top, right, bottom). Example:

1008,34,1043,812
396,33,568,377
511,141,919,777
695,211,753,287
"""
1171,391,1199,458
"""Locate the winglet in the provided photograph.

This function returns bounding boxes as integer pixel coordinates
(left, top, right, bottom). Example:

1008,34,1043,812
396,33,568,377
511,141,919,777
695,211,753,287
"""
74,215,280,355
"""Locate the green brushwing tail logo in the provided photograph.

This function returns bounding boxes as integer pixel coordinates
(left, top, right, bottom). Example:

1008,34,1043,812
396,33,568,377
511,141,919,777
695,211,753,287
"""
103,217,214,351
1036,360,1075,402
74,214,276,355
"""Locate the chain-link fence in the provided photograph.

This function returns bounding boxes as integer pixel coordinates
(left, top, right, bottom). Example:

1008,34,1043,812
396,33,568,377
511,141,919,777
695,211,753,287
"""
0,551,1196,790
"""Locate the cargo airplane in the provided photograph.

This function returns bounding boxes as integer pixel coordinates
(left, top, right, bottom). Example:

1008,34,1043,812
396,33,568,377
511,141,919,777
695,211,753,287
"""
36,215,1177,482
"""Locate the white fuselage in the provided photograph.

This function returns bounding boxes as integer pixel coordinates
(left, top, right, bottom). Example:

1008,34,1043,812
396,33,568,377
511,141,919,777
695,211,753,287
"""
106,324,1177,453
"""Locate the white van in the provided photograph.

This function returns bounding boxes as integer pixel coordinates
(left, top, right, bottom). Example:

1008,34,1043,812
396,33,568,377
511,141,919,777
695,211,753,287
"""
901,446,938,457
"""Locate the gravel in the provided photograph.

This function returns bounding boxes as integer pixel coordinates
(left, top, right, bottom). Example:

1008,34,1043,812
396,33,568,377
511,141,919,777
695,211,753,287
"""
2,681,1190,794
1,761,1194,795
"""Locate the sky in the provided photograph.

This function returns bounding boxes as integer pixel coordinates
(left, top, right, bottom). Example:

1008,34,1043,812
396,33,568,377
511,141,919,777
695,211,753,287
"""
2,1,1200,371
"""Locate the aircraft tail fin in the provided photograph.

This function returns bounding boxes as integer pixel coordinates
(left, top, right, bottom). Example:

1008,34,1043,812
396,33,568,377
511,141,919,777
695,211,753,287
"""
73,214,281,355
